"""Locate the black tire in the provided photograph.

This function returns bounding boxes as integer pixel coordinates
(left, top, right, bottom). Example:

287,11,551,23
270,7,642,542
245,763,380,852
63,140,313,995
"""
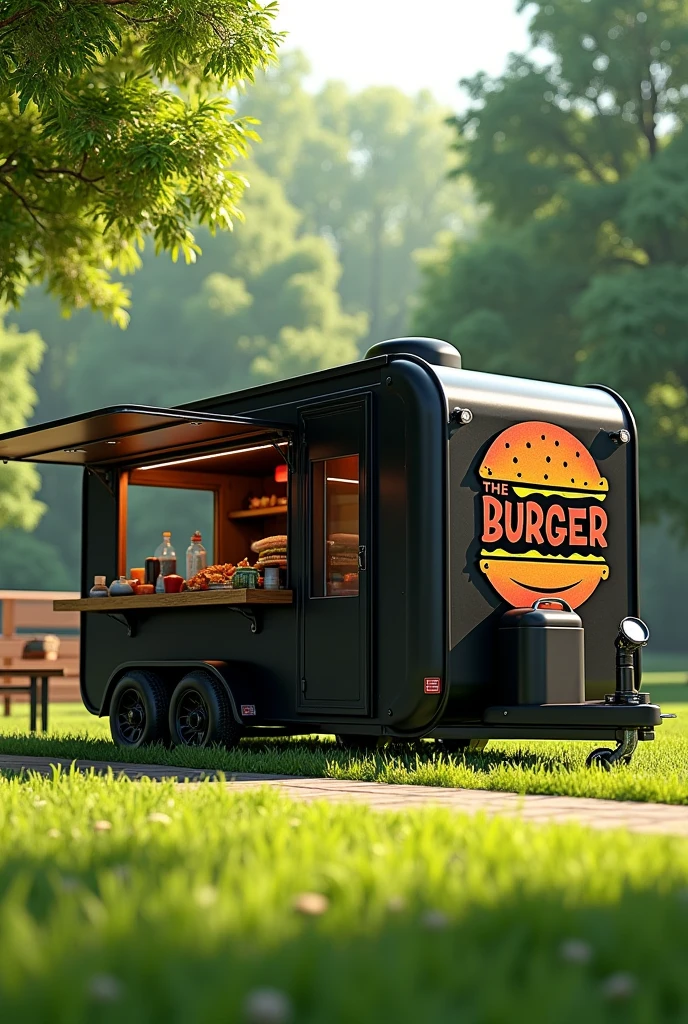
110,670,170,749
586,747,614,770
169,670,242,749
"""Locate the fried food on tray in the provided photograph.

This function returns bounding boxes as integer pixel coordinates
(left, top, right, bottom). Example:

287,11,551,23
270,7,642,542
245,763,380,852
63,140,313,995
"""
183,563,237,591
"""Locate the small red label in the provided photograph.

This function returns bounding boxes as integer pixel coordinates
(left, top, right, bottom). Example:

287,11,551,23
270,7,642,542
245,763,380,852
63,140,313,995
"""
241,704,256,716
424,677,441,694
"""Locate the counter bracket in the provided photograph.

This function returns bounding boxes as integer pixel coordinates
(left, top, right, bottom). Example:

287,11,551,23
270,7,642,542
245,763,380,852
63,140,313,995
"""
107,611,137,637
228,605,260,634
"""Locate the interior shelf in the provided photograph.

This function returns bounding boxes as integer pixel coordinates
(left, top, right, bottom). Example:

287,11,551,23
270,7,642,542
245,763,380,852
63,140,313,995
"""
228,506,287,520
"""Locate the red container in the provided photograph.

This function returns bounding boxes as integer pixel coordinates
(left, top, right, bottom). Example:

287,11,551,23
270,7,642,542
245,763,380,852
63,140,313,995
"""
163,574,184,593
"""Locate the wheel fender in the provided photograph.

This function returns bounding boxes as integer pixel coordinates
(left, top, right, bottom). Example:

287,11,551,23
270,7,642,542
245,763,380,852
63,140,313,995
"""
99,661,248,725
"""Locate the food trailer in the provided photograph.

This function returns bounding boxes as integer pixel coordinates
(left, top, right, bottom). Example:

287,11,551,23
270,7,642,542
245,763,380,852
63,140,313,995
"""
0,337,669,767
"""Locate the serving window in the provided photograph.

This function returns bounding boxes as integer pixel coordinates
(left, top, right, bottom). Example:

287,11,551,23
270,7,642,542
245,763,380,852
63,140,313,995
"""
311,454,360,598
119,441,289,584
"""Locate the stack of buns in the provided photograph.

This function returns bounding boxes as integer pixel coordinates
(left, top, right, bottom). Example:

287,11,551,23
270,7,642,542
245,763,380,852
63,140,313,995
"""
326,533,359,572
250,534,287,569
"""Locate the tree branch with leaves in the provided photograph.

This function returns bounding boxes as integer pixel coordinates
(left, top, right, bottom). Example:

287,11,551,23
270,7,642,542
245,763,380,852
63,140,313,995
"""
0,0,283,324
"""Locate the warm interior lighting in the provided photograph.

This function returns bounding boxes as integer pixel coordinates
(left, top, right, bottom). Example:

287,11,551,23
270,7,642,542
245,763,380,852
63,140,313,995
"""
274,463,288,484
326,477,358,484
139,441,288,471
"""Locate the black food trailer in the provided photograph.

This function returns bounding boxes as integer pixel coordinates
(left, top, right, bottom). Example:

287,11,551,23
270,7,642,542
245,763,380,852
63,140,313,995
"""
0,337,671,767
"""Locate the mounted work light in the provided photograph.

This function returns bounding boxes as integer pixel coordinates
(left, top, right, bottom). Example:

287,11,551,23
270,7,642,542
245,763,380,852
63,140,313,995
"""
611,616,650,702
616,617,650,651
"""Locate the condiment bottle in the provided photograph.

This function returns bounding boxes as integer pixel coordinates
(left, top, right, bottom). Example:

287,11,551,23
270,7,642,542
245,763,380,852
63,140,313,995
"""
155,532,177,575
186,531,207,579
89,576,109,598
145,557,161,587
109,576,134,596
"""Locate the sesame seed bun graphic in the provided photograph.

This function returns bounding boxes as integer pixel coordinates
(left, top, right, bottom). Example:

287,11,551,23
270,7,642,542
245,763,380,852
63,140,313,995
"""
478,421,610,610
479,421,608,498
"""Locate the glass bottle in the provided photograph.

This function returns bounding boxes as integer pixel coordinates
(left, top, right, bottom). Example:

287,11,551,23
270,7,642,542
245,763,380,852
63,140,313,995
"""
155,532,176,576
186,531,207,579
89,575,109,598
109,576,134,596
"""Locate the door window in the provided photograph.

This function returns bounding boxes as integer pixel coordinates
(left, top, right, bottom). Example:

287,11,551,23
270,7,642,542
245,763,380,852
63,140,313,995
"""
311,454,359,597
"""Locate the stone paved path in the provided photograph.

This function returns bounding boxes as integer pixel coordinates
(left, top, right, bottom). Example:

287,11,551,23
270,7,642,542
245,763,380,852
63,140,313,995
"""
2,753,687,837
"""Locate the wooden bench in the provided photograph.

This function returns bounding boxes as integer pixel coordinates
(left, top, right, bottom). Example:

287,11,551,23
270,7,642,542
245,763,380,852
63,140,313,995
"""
0,668,64,731
0,591,81,713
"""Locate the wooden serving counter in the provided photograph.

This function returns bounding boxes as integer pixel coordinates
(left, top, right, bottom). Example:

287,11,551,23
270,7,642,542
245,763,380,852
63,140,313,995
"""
54,589,292,612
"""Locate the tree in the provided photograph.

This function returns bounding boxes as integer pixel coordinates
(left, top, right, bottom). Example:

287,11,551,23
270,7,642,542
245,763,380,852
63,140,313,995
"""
238,54,478,347
56,165,366,409
414,0,688,539
5,166,367,588
0,309,44,529
0,0,281,588
0,0,282,324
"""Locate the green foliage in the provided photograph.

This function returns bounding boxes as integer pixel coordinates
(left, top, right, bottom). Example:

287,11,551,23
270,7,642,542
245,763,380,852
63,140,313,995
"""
414,0,688,537
0,772,687,1022
0,0,282,323
240,53,478,346
0,527,76,590
44,165,366,411
0,310,44,530
1,161,367,591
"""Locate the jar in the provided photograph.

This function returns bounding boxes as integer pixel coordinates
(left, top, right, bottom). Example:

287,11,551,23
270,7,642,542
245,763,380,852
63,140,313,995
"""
109,576,134,597
89,576,109,598
232,568,259,590
264,567,280,590
145,557,161,587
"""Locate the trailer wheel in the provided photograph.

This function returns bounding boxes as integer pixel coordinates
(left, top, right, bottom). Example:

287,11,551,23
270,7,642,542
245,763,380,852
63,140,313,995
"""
169,671,242,749
585,747,614,770
110,671,170,748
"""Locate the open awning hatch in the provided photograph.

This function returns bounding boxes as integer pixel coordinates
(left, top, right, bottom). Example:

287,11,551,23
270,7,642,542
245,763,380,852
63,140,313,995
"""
0,405,293,468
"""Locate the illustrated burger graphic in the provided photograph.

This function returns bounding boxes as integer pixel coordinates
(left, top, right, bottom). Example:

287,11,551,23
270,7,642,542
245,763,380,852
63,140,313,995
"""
478,421,609,610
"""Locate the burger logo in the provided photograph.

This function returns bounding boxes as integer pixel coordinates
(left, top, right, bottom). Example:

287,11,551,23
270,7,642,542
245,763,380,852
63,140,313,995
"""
478,421,609,610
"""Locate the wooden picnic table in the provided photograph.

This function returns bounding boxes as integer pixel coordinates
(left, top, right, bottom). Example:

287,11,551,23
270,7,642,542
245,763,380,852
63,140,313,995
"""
0,590,80,716
0,668,64,732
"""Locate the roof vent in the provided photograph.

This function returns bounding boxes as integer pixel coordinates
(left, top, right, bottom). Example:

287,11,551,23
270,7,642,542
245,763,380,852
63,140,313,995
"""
364,337,461,369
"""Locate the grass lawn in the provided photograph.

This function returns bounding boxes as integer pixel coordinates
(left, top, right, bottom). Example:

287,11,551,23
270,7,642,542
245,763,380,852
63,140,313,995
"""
0,770,687,1022
0,677,686,806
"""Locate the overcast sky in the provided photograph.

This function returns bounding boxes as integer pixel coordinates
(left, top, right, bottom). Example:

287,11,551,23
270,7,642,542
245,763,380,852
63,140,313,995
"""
274,0,534,107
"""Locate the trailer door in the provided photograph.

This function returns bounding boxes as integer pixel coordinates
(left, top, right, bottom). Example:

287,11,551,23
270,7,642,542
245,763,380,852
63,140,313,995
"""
298,397,370,714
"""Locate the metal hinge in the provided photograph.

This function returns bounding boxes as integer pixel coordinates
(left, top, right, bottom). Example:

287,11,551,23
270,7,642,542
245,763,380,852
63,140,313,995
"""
271,435,295,475
358,545,367,571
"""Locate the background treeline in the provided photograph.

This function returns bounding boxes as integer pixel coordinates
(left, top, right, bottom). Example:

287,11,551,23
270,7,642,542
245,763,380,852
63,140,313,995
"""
3,15,688,651
1,53,473,587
